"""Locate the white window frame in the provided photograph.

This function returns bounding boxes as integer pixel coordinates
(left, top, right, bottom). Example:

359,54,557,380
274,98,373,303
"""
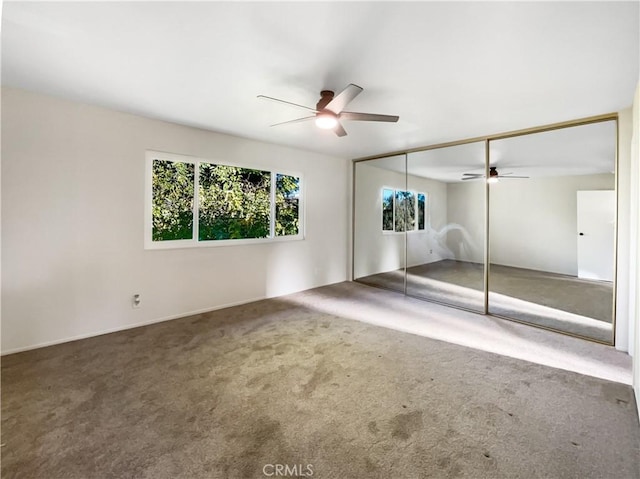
145,150,304,249
381,187,428,234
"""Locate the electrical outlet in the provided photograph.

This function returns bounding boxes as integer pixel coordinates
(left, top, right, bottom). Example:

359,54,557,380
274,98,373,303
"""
429,249,433,254
132,294,141,309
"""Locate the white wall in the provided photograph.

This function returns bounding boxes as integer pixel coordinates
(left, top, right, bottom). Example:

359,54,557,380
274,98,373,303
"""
446,180,485,263
407,169,449,268
631,81,640,414
1,87,349,354
448,174,614,276
491,174,615,275
353,162,448,279
618,107,633,353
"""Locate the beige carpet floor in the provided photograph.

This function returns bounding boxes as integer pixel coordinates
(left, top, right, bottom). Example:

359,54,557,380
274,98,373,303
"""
2,282,637,478
357,260,614,342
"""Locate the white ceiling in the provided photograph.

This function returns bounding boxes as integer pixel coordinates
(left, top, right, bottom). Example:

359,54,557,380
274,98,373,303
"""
2,2,638,160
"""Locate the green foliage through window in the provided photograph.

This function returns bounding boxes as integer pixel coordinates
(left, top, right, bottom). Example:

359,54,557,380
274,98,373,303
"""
382,189,394,231
199,164,271,240
152,160,194,241
394,190,415,232
381,188,426,232
418,193,426,230
151,157,301,244
276,174,300,236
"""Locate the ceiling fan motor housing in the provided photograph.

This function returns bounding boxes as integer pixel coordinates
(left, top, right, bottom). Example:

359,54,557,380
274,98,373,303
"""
316,90,335,111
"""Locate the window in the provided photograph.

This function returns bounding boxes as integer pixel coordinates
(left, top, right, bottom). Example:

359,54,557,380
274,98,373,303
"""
152,159,195,241
275,174,300,236
382,188,427,232
198,164,271,241
394,190,415,232
382,188,394,231
417,193,426,230
146,151,303,248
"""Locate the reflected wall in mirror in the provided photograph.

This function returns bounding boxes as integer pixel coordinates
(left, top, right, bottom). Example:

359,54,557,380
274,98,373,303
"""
487,120,616,343
353,155,407,293
405,142,486,312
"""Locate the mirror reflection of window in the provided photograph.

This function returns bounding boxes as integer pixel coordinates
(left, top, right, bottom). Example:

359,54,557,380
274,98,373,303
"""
394,190,416,232
417,193,426,230
382,188,394,231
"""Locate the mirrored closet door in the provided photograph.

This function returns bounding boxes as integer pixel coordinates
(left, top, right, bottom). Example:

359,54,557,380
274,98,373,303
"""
405,142,486,312
352,115,617,344
487,120,617,342
353,154,408,294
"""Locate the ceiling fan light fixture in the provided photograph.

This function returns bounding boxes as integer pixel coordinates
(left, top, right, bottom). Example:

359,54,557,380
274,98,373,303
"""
315,113,338,130
487,166,499,183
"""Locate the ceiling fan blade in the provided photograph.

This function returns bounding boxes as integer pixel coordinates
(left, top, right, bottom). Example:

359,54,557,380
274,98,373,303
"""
334,122,347,137
270,116,316,127
462,173,483,176
461,176,481,181
340,111,399,123
258,95,317,113
325,84,363,114
498,175,530,179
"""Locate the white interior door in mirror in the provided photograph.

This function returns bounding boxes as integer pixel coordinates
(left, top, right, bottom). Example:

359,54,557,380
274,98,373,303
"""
577,190,615,281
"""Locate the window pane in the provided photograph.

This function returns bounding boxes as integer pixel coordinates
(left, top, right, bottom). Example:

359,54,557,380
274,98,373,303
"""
418,193,426,230
382,188,394,231
152,159,194,241
276,174,300,236
394,190,415,232
198,164,271,240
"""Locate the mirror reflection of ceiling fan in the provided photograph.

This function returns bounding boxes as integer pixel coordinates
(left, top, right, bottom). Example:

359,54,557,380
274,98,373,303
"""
462,166,530,183
258,83,399,137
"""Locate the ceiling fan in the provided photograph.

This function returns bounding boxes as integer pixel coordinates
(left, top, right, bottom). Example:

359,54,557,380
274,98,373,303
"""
258,83,399,137
462,167,529,183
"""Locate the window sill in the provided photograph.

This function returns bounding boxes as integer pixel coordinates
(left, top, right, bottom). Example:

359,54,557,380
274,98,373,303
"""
145,233,305,250
382,229,427,235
